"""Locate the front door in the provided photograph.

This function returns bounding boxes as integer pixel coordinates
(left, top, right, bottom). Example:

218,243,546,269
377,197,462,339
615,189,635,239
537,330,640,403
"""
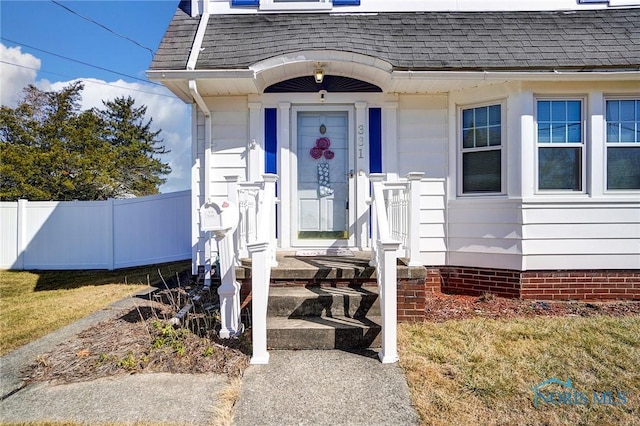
292,108,354,247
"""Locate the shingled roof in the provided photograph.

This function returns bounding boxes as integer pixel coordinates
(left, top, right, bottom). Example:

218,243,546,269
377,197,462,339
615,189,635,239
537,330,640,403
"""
150,8,640,72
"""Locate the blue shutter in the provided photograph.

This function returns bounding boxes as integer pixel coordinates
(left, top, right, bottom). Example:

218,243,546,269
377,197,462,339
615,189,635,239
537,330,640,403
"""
231,0,259,6
369,108,382,173
265,108,277,174
265,108,278,237
333,0,361,5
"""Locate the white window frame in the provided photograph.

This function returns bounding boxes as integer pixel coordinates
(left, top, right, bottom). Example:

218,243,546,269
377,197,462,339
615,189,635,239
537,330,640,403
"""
260,0,332,11
534,96,587,194
604,96,640,192
457,100,506,197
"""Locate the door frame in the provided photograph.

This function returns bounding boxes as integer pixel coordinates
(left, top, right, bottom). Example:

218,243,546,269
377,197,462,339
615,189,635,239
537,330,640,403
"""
290,105,356,248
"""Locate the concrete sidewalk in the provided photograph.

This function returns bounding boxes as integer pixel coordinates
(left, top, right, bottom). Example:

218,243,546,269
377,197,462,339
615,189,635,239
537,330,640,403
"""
234,350,420,426
1,292,419,425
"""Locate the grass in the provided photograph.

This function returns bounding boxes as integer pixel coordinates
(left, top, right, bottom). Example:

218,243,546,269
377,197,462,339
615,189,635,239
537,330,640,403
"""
0,261,191,356
398,315,640,426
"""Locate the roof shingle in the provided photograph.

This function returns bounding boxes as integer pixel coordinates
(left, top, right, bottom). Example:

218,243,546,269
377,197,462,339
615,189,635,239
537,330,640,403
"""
150,9,640,72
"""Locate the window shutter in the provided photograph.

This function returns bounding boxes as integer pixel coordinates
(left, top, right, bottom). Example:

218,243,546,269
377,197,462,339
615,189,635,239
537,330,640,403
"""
231,0,259,6
333,0,361,5
265,108,278,174
369,108,382,173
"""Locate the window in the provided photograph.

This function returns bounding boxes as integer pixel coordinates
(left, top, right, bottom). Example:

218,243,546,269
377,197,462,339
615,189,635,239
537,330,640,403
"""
460,104,502,194
606,99,640,190
536,99,584,191
231,0,360,9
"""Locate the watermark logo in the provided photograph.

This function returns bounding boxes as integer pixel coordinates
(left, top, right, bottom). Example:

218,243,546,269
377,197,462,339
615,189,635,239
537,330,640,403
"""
532,378,628,408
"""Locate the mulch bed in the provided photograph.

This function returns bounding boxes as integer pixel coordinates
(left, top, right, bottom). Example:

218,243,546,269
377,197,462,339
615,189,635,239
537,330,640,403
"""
424,291,640,322
24,288,250,385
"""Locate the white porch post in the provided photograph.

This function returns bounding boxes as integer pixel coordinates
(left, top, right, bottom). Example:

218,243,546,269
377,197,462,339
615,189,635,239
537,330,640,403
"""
247,241,269,364
406,172,424,266
384,101,399,181
278,102,291,248
217,228,242,339
248,102,263,181
369,173,385,267
225,176,243,261
263,174,279,266
355,101,369,250
378,240,401,364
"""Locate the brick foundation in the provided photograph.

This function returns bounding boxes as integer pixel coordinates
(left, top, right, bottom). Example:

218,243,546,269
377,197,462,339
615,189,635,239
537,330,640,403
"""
436,267,640,302
439,266,521,298
520,270,640,301
396,269,441,322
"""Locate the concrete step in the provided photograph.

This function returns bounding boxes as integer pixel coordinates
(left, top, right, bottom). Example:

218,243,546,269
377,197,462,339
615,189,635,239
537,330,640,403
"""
267,286,380,318
267,315,382,350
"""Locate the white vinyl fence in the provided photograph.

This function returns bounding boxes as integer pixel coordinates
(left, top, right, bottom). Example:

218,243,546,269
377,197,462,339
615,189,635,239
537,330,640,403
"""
0,191,191,270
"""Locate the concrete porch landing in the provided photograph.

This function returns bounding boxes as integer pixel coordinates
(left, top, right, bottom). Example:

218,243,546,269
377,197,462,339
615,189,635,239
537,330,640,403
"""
237,250,427,282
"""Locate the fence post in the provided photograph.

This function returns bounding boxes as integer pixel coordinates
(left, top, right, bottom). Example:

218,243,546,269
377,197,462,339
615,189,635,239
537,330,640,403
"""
107,198,115,270
406,172,424,267
16,199,27,270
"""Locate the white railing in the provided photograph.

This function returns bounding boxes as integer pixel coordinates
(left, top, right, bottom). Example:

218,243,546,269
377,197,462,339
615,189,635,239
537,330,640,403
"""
225,174,278,364
370,172,424,267
369,172,423,364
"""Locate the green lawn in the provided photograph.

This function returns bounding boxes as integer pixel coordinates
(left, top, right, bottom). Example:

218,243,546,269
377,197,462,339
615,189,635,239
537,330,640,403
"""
399,315,640,426
0,261,191,356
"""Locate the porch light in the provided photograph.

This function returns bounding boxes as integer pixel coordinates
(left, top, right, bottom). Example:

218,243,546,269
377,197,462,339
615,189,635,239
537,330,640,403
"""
314,68,324,84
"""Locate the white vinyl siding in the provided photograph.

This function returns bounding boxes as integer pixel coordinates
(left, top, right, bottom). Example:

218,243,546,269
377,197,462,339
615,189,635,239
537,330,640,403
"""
215,0,633,14
447,199,523,270
397,95,448,265
397,95,447,178
418,179,447,265
259,0,332,10
521,201,640,270
194,97,249,268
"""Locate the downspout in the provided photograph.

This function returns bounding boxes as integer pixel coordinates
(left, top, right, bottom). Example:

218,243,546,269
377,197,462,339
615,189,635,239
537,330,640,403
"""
187,4,212,283
187,1,211,201
189,80,211,202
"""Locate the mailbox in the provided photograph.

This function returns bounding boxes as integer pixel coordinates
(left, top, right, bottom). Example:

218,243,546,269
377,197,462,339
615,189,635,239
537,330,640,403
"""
200,200,239,236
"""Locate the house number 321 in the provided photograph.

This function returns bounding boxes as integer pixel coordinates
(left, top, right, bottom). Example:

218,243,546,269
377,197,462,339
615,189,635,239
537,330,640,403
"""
357,125,364,159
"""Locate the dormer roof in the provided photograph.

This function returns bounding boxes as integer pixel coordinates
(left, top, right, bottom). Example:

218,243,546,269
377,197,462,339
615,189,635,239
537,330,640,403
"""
150,8,640,72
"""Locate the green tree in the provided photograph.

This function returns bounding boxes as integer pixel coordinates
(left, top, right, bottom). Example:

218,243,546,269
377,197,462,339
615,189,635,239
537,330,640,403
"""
95,96,171,197
0,83,171,201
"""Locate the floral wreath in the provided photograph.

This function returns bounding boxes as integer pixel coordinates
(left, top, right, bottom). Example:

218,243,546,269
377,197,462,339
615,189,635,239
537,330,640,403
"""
310,137,334,160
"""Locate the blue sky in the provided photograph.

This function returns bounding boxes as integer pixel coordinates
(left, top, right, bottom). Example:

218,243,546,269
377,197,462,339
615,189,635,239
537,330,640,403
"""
0,0,191,193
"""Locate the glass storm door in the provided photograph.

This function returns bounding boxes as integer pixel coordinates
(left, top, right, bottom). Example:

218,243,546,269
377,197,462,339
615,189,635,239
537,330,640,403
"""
293,110,354,246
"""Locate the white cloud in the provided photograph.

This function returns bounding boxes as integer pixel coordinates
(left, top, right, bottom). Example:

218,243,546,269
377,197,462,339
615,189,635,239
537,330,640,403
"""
0,43,41,107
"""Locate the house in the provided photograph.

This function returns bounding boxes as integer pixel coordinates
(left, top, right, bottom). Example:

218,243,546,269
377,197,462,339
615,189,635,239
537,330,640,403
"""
149,0,639,362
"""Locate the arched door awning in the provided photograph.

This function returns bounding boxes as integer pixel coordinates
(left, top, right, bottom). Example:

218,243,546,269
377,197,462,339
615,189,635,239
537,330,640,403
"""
264,75,382,93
